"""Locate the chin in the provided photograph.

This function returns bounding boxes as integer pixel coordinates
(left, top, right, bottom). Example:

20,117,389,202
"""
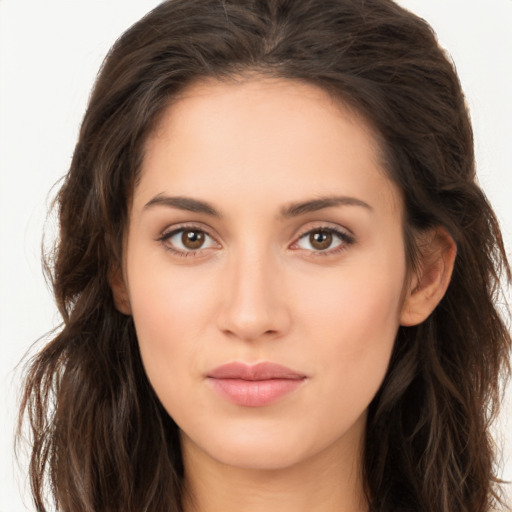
180,417,359,473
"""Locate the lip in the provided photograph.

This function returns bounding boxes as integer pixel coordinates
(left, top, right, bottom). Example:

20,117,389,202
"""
206,362,307,407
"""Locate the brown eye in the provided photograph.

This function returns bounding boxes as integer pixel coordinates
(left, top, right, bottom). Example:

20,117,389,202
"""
309,231,333,251
159,226,218,255
295,227,351,254
182,229,205,249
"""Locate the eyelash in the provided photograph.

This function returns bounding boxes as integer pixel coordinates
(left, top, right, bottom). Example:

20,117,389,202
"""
292,225,355,257
156,224,355,258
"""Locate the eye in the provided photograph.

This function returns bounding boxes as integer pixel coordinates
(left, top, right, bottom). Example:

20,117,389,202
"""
294,227,354,254
158,226,219,256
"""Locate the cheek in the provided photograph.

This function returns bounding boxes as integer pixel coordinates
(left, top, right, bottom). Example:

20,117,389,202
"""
296,254,406,404
125,257,218,391
299,257,405,342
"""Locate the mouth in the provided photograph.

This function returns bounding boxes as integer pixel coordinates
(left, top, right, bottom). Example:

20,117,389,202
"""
206,361,307,407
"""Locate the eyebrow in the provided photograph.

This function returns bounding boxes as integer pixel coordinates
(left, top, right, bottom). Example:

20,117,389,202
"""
144,195,221,217
143,194,372,218
280,196,372,217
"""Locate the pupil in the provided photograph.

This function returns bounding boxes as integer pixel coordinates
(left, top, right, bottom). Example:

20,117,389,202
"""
182,230,204,249
310,231,332,250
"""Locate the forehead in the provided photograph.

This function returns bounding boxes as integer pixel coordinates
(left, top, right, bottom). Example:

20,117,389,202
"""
150,77,381,153
137,77,403,217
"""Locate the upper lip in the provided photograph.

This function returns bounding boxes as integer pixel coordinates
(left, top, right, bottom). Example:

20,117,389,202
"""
207,362,306,381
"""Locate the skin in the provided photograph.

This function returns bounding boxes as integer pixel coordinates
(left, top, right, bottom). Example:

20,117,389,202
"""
112,77,455,512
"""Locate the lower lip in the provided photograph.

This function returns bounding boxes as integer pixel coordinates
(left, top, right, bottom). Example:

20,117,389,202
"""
207,377,305,407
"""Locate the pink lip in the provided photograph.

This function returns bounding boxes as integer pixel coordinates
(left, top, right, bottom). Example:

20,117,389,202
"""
206,362,307,407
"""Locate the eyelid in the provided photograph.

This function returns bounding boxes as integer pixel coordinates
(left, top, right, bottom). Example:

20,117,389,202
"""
157,223,221,256
157,221,216,240
289,223,355,256
293,222,355,241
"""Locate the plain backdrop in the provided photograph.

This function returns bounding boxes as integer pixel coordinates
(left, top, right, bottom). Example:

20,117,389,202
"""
1,1,511,510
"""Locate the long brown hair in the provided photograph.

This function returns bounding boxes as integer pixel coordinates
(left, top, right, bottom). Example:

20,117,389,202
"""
18,0,511,511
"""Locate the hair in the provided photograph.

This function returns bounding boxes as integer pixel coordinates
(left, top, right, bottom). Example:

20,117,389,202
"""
17,0,511,511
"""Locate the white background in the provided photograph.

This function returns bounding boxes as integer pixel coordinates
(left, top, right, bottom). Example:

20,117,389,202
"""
1,1,511,510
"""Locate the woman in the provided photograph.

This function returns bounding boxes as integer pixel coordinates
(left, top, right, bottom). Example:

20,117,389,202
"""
18,0,511,511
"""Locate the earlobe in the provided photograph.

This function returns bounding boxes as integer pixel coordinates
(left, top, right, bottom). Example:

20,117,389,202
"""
109,264,132,315
400,228,456,326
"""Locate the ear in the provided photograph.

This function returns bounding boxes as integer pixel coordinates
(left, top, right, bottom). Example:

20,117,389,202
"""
400,227,456,326
109,264,132,315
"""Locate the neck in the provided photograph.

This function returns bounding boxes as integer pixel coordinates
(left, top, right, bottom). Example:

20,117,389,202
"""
180,418,368,512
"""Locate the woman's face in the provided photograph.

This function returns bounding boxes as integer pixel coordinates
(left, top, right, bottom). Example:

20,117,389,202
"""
120,78,409,470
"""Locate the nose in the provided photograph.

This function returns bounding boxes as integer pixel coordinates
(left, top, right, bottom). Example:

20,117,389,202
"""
216,247,291,342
